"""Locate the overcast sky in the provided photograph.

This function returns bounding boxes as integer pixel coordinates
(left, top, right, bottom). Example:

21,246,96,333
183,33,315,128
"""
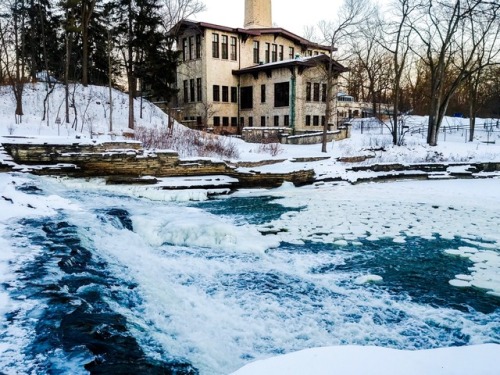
193,0,345,37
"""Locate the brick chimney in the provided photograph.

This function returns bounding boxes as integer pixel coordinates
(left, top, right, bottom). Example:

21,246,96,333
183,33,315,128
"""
244,0,272,29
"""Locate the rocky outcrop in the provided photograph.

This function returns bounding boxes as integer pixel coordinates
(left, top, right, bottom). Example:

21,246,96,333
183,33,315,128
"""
1,141,315,188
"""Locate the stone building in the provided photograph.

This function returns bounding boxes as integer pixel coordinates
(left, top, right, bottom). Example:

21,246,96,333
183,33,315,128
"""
171,0,349,141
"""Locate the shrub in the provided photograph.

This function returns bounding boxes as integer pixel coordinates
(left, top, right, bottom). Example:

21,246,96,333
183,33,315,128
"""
134,125,239,159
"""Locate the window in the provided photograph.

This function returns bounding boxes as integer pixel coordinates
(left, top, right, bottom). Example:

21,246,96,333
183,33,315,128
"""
240,117,244,127
190,79,195,102
231,117,237,126
182,38,188,61
271,44,277,62
222,116,229,126
183,80,188,102
306,82,311,101
289,46,295,59
240,86,253,109
253,41,260,63
230,37,237,60
197,116,202,125
231,87,238,103
222,86,229,102
196,35,201,58
274,115,279,126
196,78,202,101
261,116,266,127
213,116,220,126
189,36,194,60
221,35,228,59
261,84,266,103
284,115,290,127
212,33,219,58
274,82,290,107
313,115,319,126
248,116,253,127
305,115,311,126
279,45,284,61
213,85,220,101
307,50,312,56
321,116,326,126
313,83,320,102
265,43,270,63
322,83,327,102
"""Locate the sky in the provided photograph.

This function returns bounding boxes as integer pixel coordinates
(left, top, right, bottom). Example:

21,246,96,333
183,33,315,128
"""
193,0,344,37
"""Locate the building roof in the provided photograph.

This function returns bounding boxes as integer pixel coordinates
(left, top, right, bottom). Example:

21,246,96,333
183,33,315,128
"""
232,54,349,76
170,20,334,51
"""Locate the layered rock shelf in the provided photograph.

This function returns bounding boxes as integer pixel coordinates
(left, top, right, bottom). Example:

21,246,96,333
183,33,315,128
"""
1,141,316,189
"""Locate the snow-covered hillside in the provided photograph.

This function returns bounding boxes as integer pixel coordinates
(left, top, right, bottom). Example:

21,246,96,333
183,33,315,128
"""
0,83,168,138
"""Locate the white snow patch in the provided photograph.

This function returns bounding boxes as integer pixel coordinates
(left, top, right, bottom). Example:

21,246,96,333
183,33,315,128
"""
230,344,500,375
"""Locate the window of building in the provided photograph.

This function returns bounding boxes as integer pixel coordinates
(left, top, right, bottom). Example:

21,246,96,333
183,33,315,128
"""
313,83,320,102
284,115,290,127
182,38,188,61
240,86,253,109
271,44,277,62
307,50,312,56
231,86,238,103
213,116,220,126
261,84,266,103
253,41,260,63
230,36,237,60
289,46,295,59
189,36,194,60
221,35,228,59
196,78,202,101
190,79,195,102
305,115,311,126
196,35,201,58
306,82,311,101
222,116,229,126
197,116,202,125
212,33,219,58
240,117,244,127
231,117,237,126
322,83,327,102
213,85,220,101
274,115,279,126
265,43,270,63
183,80,188,103
222,86,229,102
248,117,253,127
313,115,319,126
261,116,266,127
279,45,284,61
274,82,290,107
321,116,326,126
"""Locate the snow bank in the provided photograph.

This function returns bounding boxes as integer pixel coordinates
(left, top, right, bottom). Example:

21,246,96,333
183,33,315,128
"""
231,344,500,375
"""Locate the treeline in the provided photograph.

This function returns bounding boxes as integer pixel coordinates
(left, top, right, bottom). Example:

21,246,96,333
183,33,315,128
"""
314,0,499,145
0,0,205,128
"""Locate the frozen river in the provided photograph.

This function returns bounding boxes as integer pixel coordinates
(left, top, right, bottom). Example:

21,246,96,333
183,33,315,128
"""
1,174,499,374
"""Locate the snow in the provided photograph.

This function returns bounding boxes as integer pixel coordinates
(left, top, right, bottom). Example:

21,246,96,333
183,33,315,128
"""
231,344,500,375
1,83,500,374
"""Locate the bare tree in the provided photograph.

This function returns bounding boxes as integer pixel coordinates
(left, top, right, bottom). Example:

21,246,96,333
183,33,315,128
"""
411,0,499,146
81,0,97,86
317,0,373,152
377,0,416,145
350,9,392,119
158,0,205,34
0,0,26,124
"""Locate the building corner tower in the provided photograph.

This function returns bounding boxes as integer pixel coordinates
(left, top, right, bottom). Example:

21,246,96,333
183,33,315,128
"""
244,0,272,29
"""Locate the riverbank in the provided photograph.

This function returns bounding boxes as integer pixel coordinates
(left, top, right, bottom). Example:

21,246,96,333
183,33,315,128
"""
1,138,500,191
